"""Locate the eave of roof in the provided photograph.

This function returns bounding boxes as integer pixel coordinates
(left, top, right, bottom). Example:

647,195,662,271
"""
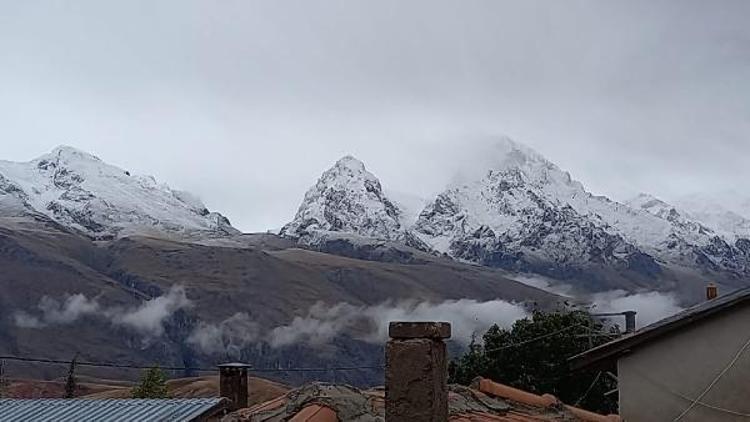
570,286,750,370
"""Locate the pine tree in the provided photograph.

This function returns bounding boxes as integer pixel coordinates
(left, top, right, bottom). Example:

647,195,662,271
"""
131,366,169,399
64,354,78,399
0,360,9,398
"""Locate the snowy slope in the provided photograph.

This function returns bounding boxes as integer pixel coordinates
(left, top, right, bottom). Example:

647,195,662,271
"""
280,156,431,251
0,146,238,239
280,156,402,239
412,139,750,276
281,138,750,281
675,192,750,240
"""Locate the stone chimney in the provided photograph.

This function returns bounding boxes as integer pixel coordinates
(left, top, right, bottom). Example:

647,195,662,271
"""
385,321,451,422
218,362,251,411
707,282,718,300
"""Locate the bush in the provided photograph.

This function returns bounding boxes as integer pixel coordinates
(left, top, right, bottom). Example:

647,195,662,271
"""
132,366,169,399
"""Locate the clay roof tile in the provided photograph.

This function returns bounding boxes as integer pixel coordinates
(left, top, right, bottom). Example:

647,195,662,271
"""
288,404,338,422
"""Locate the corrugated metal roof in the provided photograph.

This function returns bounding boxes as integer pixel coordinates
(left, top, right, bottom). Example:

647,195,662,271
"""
0,398,227,422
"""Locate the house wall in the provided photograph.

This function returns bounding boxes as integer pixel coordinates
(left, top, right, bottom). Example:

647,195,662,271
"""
618,302,750,421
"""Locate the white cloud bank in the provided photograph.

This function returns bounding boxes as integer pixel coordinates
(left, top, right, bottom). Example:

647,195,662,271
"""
590,290,683,328
13,285,191,336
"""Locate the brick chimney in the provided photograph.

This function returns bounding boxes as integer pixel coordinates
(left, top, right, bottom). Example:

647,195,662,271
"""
386,321,451,422
218,362,251,411
707,282,718,300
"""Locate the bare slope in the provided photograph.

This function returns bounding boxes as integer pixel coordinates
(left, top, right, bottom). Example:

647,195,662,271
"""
0,219,560,385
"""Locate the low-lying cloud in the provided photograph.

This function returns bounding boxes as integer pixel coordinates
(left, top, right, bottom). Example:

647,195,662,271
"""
15,285,685,356
509,274,575,297
187,312,261,357
14,294,100,328
590,289,683,328
185,298,528,355
187,291,684,356
108,286,191,336
267,298,529,349
13,285,191,336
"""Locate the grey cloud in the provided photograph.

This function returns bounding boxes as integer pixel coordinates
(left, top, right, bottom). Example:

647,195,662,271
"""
1,1,749,231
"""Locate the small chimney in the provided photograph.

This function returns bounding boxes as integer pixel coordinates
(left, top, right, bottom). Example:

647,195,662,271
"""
707,283,718,301
386,321,451,422
623,311,637,334
218,362,251,411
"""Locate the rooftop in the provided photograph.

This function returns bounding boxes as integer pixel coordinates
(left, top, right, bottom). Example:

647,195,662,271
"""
571,286,750,370
223,378,619,421
0,398,227,422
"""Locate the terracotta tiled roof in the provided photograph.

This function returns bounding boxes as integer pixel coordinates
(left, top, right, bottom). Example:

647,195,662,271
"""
223,379,619,422
474,378,620,422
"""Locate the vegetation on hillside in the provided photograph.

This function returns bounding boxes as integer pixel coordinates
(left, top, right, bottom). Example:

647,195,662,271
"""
132,366,169,399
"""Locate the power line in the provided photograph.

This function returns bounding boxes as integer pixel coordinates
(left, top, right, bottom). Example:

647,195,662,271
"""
0,355,383,374
632,368,750,418
482,324,584,354
574,371,602,406
672,333,750,421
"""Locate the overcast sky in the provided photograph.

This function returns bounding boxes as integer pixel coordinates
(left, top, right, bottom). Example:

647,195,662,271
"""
1,1,749,232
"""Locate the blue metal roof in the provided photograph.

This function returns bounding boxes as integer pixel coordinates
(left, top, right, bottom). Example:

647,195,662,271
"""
0,398,227,422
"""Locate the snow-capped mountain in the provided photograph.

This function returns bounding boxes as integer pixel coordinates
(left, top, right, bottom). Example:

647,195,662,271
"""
280,156,403,239
280,156,430,250
282,139,750,285
0,146,238,239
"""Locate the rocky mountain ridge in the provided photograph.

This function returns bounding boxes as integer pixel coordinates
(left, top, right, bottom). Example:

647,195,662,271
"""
0,146,237,240
282,139,750,289
4,143,750,293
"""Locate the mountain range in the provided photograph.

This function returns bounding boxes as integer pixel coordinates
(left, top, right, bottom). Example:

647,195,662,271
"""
0,144,560,385
282,139,750,297
0,146,237,240
2,141,749,384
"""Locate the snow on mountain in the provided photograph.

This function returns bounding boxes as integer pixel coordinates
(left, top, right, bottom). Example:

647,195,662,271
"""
410,140,662,275
674,192,750,240
385,189,430,228
624,193,714,238
281,138,750,282
280,156,402,240
0,146,238,239
411,139,750,277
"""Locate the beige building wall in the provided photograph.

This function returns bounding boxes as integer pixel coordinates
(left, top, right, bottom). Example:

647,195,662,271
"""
618,302,750,421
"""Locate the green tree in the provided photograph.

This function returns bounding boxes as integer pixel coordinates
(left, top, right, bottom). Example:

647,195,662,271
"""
131,366,169,399
63,354,79,398
449,309,619,413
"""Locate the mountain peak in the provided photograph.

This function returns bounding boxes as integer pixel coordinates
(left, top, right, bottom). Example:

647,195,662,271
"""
280,157,403,241
447,137,578,193
44,145,102,163
333,155,367,172
492,137,548,167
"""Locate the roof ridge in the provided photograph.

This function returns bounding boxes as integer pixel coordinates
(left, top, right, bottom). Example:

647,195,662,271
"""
474,378,620,421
